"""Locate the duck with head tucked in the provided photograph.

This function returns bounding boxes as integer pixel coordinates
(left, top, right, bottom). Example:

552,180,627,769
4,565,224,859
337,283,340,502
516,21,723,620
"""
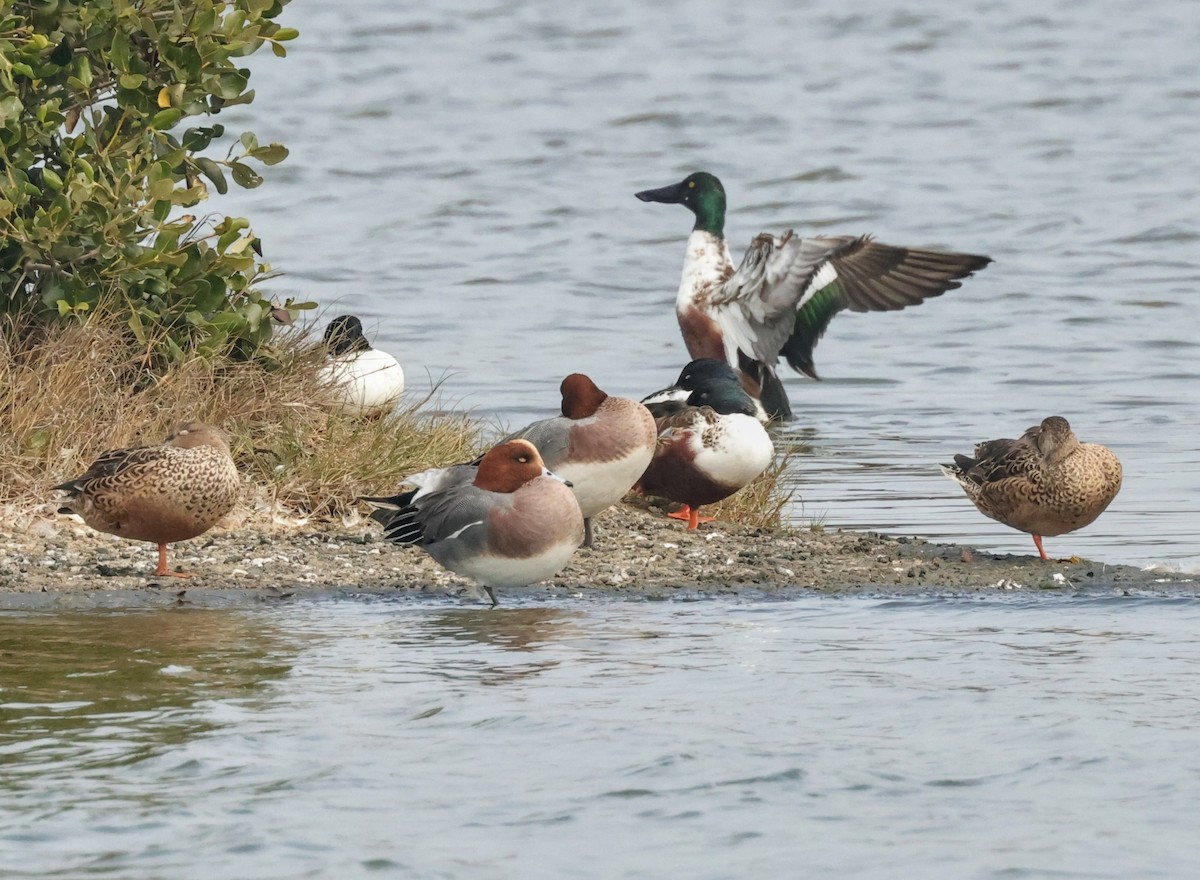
318,314,405,417
498,373,657,548
636,171,992,422
363,439,584,605
55,423,240,577
940,416,1123,560
638,358,775,530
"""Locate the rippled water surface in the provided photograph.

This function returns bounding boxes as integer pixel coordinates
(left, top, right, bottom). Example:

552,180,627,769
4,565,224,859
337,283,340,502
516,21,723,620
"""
207,0,1200,569
3,597,1200,878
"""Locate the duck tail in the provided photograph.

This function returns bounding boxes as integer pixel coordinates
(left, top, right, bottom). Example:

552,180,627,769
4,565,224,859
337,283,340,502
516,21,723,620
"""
360,491,425,545
758,369,793,423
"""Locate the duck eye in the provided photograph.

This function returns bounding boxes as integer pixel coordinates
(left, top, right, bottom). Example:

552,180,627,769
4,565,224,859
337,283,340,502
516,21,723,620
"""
687,180,695,188
517,455,529,463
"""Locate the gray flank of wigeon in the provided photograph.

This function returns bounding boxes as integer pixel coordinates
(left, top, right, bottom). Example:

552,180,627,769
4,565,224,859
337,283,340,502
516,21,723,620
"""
635,171,991,422
941,416,1123,561
501,373,657,548
363,439,584,605
318,314,405,417
55,422,240,577
638,358,774,530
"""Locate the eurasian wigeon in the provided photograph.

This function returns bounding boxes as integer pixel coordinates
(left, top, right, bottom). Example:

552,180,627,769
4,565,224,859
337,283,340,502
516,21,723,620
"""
501,373,657,547
941,416,1122,560
363,439,584,604
638,358,775,529
635,171,991,421
55,423,240,577
318,315,405,417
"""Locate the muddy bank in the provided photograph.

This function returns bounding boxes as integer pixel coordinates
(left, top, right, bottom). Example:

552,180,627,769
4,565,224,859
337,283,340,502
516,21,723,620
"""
0,502,1194,609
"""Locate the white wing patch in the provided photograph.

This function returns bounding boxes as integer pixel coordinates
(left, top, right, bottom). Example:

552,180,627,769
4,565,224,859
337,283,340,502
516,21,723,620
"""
796,261,838,311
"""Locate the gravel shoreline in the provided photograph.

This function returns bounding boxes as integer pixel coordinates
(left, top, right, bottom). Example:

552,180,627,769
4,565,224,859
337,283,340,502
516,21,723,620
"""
1,502,1194,608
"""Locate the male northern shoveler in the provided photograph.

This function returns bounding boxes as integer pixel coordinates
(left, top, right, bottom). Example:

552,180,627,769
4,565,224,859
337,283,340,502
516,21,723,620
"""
55,423,240,577
501,373,657,548
363,439,584,605
635,171,992,421
940,416,1123,560
318,315,405,417
638,358,775,530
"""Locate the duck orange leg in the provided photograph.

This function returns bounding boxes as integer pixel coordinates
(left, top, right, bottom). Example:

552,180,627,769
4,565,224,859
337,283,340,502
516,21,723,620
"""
1032,534,1050,561
154,543,193,578
667,505,716,530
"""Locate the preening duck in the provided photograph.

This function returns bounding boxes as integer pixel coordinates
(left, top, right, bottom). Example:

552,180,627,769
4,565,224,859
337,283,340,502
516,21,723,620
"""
318,315,405,417
500,373,657,548
638,358,775,530
55,423,240,577
940,416,1122,560
636,171,991,421
363,439,584,605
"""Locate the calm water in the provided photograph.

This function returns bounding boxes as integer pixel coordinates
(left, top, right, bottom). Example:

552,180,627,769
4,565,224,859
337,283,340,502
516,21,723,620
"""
209,0,1200,570
3,597,1200,878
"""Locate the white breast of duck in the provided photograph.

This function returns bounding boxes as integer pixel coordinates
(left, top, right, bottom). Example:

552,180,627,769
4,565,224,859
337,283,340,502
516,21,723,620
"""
675,230,736,364
690,410,774,488
319,348,405,416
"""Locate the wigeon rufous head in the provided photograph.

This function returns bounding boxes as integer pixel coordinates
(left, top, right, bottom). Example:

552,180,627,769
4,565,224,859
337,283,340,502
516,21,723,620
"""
363,438,584,605
500,374,657,548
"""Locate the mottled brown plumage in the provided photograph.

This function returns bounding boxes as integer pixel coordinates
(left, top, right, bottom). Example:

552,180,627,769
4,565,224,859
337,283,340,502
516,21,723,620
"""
56,423,240,576
941,416,1122,560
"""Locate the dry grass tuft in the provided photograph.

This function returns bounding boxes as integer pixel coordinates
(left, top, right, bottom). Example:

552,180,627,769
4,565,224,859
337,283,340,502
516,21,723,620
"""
1,310,795,531
0,311,483,520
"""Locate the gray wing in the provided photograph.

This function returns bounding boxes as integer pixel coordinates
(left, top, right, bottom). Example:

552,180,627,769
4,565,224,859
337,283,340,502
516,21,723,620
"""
499,417,573,471
410,485,514,575
712,232,991,377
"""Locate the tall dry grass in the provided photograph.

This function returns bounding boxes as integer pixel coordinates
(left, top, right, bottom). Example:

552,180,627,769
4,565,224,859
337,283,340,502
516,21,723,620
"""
0,310,483,520
1,310,795,530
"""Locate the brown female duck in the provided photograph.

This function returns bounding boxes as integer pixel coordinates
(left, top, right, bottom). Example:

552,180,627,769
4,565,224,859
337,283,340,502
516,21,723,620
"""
941,416,1122,560
56,423,240,577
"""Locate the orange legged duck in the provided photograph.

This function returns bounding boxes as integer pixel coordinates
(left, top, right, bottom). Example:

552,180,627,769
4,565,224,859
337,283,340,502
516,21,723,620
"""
55,423,240,577
941,416,1123,560
638,359,775,529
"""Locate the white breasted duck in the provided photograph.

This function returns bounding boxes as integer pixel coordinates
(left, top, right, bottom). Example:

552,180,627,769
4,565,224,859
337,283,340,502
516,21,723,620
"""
635,171,992,421
318,315,405,417
637,358,775,530
55,423,240,577
363,439,584,604
941,416,1122,561
501,373,657,548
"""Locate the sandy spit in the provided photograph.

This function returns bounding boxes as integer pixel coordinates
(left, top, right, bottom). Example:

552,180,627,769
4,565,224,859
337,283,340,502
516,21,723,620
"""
0,502,1194,609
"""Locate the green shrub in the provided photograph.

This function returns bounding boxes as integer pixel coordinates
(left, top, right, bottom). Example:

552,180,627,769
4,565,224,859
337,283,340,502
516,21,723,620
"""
0,0,311,361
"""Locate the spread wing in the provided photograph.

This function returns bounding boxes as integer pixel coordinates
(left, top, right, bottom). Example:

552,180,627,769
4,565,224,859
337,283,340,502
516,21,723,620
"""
712,232,991,379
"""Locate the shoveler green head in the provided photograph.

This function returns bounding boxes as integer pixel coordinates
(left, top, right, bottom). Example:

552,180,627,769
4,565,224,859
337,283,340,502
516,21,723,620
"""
635,172,727,237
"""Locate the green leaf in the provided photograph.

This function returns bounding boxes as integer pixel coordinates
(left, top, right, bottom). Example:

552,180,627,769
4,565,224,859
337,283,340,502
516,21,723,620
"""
195,157,229,195
248,143,289,165
151,108,184,130
229,161,263,189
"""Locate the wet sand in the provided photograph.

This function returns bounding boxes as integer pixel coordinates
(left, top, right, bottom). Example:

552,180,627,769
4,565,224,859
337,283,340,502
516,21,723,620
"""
1,503,1193,608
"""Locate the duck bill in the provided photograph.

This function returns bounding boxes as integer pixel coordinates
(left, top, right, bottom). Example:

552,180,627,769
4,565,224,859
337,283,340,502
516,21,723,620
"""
543,467,573,488
635,181,687,204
